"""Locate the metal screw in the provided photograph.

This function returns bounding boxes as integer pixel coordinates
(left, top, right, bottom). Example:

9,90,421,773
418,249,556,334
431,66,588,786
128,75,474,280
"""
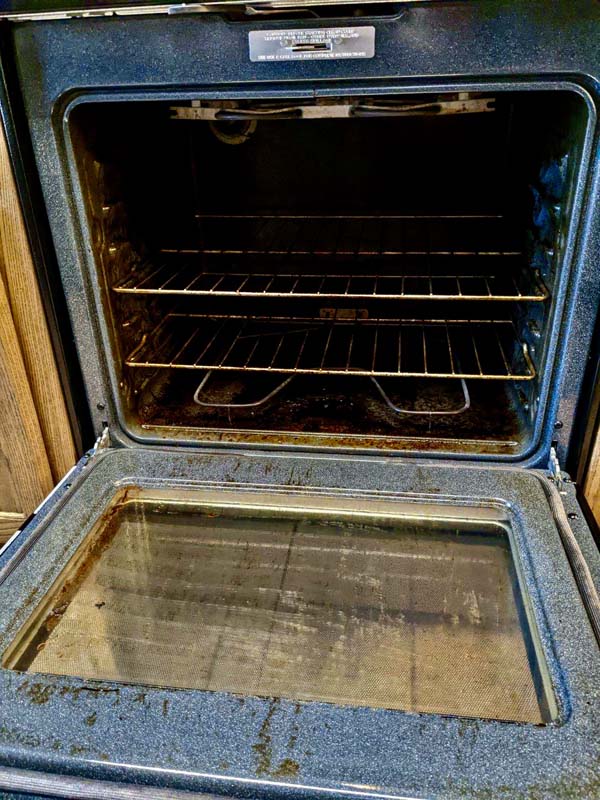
555,421,563,429
568,512,578,520
97,402,105,411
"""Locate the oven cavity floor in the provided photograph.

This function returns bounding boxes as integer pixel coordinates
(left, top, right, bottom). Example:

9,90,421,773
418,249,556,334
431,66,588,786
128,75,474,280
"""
134,373,527,454
18,501,544,723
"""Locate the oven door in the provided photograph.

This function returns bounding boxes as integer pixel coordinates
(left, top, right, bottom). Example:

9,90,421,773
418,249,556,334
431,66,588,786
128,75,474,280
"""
0,445,597,799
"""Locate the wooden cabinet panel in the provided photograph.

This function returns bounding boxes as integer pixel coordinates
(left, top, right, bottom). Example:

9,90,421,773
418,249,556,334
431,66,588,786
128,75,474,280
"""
0,118,76,544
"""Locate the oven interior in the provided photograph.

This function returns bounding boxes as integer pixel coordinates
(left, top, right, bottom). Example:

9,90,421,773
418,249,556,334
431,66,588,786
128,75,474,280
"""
68,90,588,456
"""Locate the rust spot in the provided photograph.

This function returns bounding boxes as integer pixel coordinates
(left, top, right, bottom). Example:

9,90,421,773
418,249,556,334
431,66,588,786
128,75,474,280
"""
17,681,55,706
70,744,90,756
85,712,97,727
0,723,41,749
272,758,299,778
162,699,169,717
252,698,279,776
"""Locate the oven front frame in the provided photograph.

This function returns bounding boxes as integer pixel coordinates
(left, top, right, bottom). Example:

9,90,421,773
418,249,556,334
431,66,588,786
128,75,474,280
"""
6,2,600,468
58,79,598,465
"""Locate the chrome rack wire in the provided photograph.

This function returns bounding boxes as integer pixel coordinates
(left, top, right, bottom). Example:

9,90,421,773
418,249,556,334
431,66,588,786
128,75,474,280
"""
114,260,548,302
114,214,547,301
125,315,536,381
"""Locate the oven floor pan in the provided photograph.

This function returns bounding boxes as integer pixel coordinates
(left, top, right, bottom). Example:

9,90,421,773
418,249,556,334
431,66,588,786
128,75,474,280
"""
136,373,526,455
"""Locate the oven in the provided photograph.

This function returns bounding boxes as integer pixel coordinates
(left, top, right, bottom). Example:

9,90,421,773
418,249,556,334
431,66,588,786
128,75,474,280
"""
0,2,598,799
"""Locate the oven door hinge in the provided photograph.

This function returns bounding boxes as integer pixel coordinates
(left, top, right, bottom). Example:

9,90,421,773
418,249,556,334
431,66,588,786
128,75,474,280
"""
548,446,566,491
91,426,111,458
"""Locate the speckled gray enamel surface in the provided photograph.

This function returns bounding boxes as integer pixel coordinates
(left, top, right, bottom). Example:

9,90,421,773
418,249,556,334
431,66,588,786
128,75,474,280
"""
2,2,600,796
0,448,598,799
7,0,600,468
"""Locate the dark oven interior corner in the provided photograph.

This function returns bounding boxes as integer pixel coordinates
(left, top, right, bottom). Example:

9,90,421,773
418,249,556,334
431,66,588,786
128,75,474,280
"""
0,4,598,800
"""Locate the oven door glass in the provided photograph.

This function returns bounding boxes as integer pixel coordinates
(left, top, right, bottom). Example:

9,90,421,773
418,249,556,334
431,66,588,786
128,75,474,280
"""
2,489,553,724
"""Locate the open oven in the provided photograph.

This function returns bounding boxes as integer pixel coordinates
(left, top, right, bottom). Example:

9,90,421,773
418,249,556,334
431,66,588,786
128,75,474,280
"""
66,90,585,457
0,2,598,800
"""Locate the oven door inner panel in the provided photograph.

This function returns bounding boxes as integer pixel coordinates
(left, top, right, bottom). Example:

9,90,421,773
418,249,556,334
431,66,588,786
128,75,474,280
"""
3,486,554,725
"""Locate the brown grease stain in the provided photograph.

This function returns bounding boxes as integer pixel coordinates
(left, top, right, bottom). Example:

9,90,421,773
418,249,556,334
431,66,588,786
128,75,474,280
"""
69,744,90,756
11,489,139,675
251,699,301,779
17,681,55,706
272,758,300,778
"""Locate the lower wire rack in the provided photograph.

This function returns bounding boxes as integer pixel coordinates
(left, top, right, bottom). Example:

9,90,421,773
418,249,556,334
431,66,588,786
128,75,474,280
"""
125,315,536,381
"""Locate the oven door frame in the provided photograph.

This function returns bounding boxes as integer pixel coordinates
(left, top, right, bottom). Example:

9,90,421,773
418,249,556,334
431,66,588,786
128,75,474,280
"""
41,77,599,469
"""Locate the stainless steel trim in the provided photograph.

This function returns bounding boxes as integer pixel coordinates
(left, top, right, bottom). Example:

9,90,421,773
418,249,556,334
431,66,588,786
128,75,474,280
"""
0,765,222,800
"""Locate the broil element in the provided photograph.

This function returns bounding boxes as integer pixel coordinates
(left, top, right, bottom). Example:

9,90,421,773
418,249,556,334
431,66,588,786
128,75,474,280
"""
126,316,536,381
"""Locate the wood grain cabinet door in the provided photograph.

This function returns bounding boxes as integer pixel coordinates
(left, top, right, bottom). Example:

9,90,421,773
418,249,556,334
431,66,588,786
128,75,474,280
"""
0,118,76,545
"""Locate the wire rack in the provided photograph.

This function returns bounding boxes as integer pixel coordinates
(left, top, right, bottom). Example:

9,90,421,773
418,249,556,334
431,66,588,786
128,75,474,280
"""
114,257,548,302
115,214,546,302
125,315,536,381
